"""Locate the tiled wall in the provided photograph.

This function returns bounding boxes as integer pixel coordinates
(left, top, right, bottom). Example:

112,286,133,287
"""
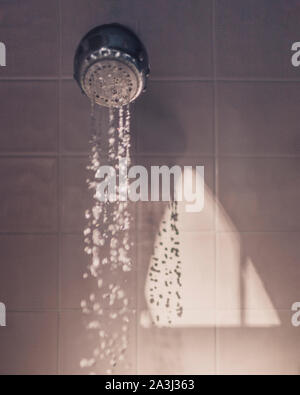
0,0,300,375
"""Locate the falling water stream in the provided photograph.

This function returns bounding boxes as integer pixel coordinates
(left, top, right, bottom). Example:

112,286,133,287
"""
80,102,183,374
80,103,133,374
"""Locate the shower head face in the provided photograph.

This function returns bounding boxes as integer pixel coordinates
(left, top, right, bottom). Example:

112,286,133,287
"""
82,52,142,108
74,24,150,108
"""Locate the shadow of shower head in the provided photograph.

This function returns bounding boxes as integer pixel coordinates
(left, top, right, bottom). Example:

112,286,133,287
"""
74,23,150,108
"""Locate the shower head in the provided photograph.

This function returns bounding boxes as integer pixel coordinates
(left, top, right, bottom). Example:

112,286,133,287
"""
74,23,150,108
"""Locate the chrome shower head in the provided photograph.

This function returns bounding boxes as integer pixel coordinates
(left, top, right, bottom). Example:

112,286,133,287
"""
74,23,150,108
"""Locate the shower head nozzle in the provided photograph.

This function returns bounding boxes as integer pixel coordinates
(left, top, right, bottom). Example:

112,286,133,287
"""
74,23,150,108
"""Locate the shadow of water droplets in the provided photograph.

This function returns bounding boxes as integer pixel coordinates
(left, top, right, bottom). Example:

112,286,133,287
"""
146,200,183,327
80,102,134,375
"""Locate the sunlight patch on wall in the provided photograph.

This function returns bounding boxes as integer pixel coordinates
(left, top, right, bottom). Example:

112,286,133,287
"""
244,258,280,327
143,177,281,328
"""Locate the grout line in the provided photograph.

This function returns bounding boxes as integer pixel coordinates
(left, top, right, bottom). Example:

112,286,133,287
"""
96,153,300,159
216,230,300,234
57,0,63,376
5,307,295,313
149,77,213,82
212,0,219,376
133,137,139,373
6,308,83,313
0,232,58,236
134,17,140,376
212,78,300,83
59,76,300,83
149,77,300,83
0,153,59,158
0,77,60,81
214,154,300,159
133,153,215,159
2,152,300,159
134,153,300,159
135,204,139,376
3,76,300,83
57,77,300,83
1,229,300,237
